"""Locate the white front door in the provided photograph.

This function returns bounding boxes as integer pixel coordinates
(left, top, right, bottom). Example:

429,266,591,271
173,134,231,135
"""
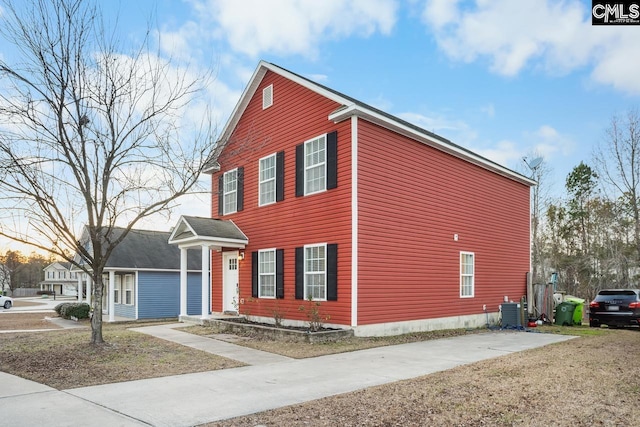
222,251,239,313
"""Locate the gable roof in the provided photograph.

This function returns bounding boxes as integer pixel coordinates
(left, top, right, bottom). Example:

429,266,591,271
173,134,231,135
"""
209,61,535,187
76,227,202,271
44,261,72,271
168,216,248,249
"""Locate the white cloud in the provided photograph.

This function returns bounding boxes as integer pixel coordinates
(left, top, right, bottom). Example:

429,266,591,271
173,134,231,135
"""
528,124,576,158
474,139,522,166
398,111,477,145
190,0,398,58
156,21,202,62
421,0,640,94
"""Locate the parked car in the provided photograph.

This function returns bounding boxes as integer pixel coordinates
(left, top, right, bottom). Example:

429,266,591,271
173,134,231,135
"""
589,289,640,328
0,294,13,309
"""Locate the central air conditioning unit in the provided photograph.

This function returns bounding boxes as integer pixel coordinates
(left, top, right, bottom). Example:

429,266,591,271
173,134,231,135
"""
501,302,522,328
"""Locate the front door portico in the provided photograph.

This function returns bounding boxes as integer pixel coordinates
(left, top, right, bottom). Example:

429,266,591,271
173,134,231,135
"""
168,216,248,320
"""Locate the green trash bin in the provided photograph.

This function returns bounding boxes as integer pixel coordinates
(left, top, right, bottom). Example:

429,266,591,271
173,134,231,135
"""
555,301,576,326
565,297,585,326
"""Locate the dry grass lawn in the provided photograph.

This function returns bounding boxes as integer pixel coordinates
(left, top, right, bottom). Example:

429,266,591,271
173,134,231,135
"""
2,311,640,426
0,316,243,389
0,312,61,330
206,327,640,427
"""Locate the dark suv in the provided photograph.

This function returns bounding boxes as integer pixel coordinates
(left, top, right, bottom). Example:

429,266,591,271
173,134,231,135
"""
589,289,640,328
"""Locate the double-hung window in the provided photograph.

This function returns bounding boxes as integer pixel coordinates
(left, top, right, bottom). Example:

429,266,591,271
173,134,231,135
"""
460,252,475,298
223,169,238,214
296,131,337,197
304,244,326,300
259,154,276,206
124,274,134,305
114,275,121,304
304,135,326,195
258,249,276,298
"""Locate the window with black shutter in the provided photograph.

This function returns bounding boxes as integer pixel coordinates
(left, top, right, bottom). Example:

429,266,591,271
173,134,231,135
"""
295,131,337,197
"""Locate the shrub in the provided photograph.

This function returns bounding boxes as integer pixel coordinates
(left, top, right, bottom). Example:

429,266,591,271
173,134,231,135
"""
55,302,90,319
298,296,330,332
54,302,72,316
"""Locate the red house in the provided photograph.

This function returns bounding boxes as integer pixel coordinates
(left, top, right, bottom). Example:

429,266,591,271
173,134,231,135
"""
169,61,535,336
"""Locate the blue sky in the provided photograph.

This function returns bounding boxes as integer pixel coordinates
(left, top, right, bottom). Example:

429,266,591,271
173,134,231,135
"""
2,0,640,253
124,0,638,198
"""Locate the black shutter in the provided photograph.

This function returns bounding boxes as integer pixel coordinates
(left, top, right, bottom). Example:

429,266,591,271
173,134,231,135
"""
295,144,304,197
295,246,304,299
217,175,224,216
276,249,284,299
236,167,244,212
276,151,285,202
251,251,258,298
327,131,337,190
327,243,338,301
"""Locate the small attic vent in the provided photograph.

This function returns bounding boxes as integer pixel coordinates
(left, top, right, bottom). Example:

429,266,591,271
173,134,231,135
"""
262,84,273,109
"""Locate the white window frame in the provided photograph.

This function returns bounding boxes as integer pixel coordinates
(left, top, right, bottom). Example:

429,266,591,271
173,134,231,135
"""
262,84,273,109
114,275,122,304
460,252,475,298
304,243,327,301
124,274,135,305
258,153,277,206
258,248,276,298
223,168,238,215
304,134,327,195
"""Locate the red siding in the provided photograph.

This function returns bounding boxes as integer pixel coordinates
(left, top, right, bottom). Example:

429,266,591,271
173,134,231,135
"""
357,120,530,325
211,71,353,325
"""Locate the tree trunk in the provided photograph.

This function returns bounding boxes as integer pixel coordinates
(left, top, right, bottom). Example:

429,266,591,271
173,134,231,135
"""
90,273,104,344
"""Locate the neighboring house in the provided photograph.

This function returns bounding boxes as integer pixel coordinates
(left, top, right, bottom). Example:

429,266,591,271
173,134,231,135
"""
73,227,202,321
170,61,536,336
40,262,78,296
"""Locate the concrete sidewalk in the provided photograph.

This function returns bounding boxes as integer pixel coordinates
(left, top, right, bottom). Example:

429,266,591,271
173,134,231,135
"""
1,330,574,427
130,323,292,365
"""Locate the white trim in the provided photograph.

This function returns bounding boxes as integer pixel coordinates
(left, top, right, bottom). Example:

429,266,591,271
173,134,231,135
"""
303,243,328,301
168,217,248,249
262,84,273,109
351,116,358,327
222,251,239,312
329,105,535,187
257,248,277,299
209,61,534,187
222,168,238,215
303,134,327,196
123,273,135,306
258,153,277,206
460,251,475,298
180,248,188,317
134,271,139,319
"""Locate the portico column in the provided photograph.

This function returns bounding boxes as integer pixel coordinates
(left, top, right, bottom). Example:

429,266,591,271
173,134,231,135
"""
108,270,115,322
201,245,210,319
86,275,92,307
77,275,82,302
180,247,188,317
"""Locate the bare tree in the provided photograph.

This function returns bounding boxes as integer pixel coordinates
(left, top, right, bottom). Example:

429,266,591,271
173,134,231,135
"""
0,0,215,343
0,250,25,293
522,154,552,285
595,108,640,264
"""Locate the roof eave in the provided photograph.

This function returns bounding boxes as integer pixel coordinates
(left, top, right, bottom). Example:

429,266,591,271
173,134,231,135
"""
167,235,248,248
214,61,356,159
329,105,536,187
